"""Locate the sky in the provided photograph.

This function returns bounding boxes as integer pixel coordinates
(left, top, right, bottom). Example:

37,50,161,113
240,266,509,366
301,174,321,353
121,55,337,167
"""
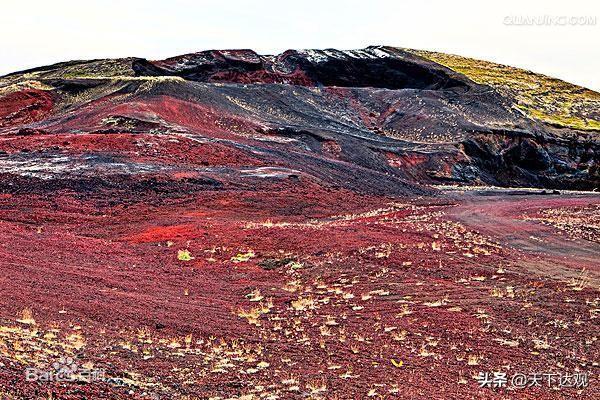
2,0,599,90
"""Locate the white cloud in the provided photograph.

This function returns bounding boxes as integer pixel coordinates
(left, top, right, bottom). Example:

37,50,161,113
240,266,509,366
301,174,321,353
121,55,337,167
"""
1,0,599,90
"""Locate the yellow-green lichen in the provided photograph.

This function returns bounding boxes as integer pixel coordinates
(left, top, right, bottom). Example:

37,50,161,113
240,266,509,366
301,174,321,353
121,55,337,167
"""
408,49,600,132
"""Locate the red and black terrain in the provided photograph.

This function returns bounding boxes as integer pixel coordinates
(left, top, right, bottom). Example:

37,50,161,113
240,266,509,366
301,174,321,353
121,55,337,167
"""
0,47,598,399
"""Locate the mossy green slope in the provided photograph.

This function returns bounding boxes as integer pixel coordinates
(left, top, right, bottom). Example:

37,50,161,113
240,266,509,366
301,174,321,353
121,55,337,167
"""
408,49,600,132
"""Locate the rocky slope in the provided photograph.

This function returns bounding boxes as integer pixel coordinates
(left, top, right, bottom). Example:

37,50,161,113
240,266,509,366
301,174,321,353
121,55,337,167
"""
1,46,598,195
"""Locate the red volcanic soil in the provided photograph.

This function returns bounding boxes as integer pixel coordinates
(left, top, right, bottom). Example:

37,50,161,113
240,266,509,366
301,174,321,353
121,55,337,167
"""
0,89,54,128
0,188,598,399
0,47,598,399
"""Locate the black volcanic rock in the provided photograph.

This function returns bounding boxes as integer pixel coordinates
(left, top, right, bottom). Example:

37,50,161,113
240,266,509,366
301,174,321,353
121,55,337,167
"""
133,47,472,90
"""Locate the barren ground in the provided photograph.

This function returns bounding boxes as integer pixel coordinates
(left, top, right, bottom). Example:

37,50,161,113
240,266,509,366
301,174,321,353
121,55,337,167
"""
0,189,597,399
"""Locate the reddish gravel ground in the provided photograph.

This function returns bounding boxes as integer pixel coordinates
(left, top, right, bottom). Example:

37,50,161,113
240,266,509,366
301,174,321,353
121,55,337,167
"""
0,187,598,399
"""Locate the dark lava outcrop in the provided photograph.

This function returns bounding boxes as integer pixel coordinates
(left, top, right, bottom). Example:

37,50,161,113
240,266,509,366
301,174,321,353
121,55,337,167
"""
133,47,470,90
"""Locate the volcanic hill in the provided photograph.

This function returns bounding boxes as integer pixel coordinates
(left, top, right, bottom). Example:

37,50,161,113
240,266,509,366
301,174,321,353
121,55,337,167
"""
1,46,598,196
